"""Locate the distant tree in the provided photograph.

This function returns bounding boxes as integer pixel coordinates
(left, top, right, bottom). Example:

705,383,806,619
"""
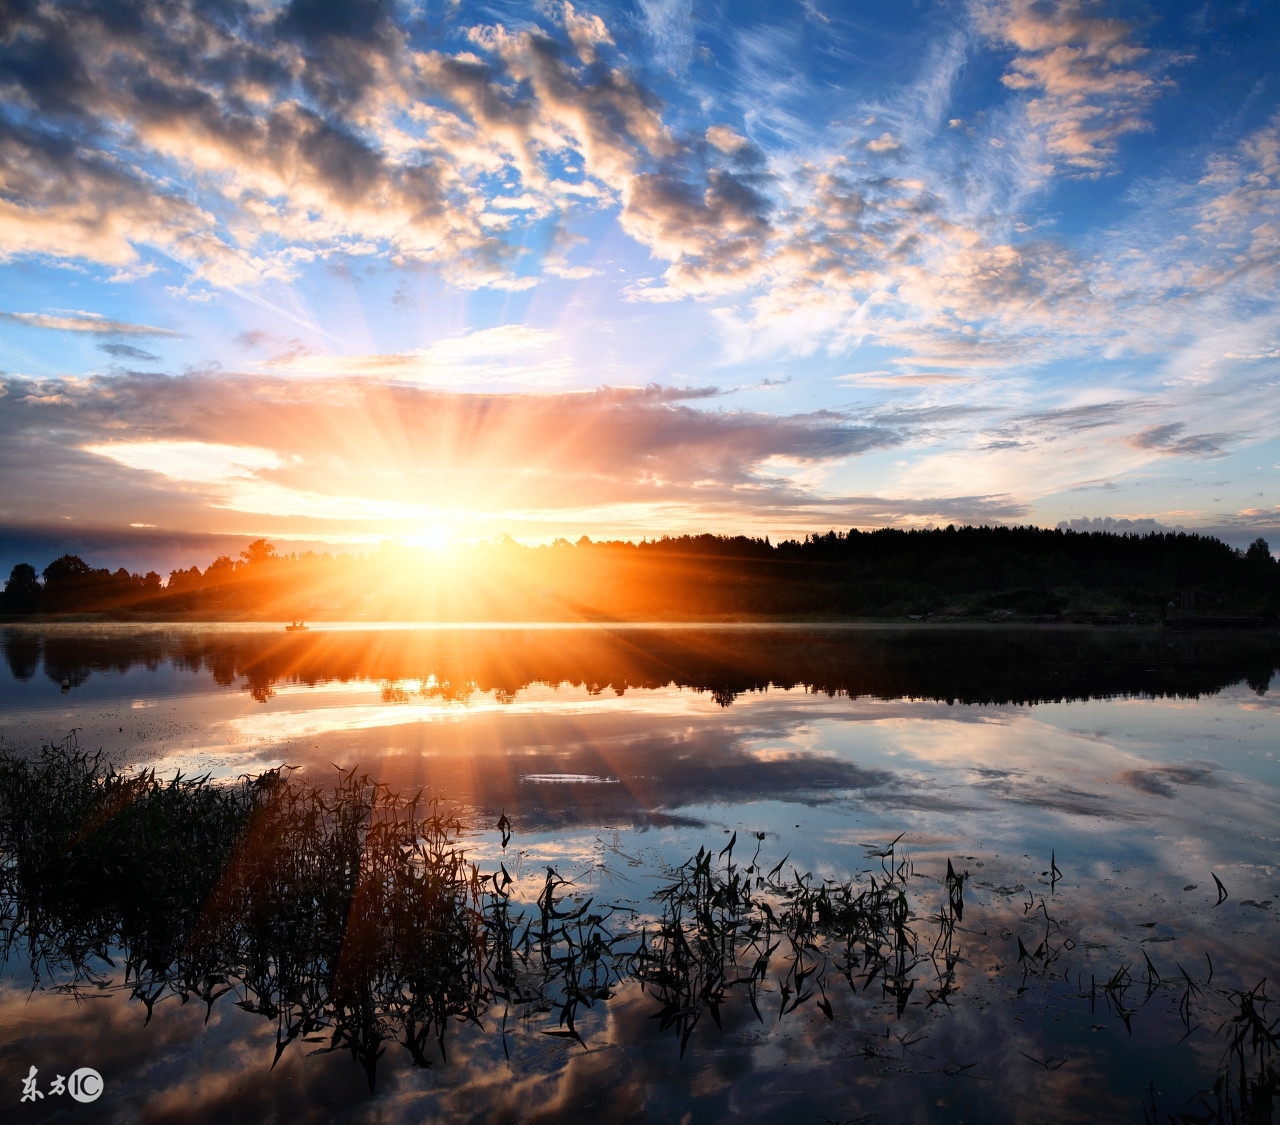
42,555,92,584
1245,537,1274,565
240,539,277,566
2,563,41,614
168,566,203,592
39,555,108,612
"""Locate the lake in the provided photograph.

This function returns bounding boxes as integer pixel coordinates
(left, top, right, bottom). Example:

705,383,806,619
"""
1,624,1277,1123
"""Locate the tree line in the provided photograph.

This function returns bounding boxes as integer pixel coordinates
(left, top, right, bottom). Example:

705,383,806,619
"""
2,526,1277,622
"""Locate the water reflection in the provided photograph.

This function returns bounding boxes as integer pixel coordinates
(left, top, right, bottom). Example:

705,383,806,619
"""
0,626,1277,1121
5,623,1278,705
0,742,1274,1122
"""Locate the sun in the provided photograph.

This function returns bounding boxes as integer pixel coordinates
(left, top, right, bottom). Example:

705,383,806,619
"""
403,525,456,552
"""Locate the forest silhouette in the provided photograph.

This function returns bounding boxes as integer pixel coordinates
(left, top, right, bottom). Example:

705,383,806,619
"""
2,526,1278,623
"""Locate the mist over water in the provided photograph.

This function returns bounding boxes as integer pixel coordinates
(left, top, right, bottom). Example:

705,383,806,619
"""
2,625,1277,1122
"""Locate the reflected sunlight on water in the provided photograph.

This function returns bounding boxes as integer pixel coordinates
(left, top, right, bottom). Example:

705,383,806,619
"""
1,625,1277,1122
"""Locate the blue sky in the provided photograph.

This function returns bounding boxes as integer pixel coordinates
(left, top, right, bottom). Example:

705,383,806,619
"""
0,0,1277,570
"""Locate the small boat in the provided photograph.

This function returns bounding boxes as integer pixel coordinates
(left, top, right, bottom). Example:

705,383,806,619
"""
285,621,309,632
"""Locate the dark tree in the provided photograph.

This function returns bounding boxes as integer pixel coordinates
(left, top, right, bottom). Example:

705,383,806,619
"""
1245,537,1275,565
41,555,114,613
42,554,93,584
1,563,41,614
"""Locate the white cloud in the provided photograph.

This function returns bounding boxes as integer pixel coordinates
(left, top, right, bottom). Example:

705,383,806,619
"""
257,325,570,386
83,441,283,484
706,125,750,154
974,0,1174,177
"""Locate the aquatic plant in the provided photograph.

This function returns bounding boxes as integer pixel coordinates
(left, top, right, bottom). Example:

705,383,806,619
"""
0,739,1273,1117
0,738,625,1089
630,829,936,1054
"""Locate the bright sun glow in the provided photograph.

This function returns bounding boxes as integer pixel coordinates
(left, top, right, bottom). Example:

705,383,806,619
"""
402,526,456,551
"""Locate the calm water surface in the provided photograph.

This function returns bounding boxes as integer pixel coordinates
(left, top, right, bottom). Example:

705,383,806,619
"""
2,625,1277,1123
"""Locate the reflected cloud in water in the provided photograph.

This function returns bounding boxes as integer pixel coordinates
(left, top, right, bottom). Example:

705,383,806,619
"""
0,626,1276,1120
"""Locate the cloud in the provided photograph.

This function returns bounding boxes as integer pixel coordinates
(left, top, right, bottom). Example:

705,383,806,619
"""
542,224,599,279
621,168,773,298
258,325,571,386
558,1,615,65
837,372,971,387
638,0,695,73
0,0,1273,529
98,342,160,362
865,133,901,154
83,440,284,484
1014,400,1140,435
0,0,693,290
1127,422,1228,457
0,311,180,336
0,371,907,534
974,0,1173,177
706,125,750,155
1117,762,1222,798
0,0,1263,386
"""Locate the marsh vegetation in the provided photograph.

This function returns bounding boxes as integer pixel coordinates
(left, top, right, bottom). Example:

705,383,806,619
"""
1,739,1273,1120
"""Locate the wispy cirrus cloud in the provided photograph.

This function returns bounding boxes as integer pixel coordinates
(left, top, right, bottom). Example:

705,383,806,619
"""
1127,423,1228,457
251,325,573,387
0,311,180,336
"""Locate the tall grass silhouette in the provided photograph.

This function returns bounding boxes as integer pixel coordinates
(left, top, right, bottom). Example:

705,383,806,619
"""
0,737,1273,1119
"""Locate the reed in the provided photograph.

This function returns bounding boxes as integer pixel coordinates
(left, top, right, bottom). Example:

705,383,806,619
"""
0,741,1273,1117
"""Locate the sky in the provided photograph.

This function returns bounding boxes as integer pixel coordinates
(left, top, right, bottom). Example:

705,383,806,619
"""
0,0,1277,573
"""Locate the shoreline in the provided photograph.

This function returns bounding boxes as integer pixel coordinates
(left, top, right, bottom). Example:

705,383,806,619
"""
2,616,1277,632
